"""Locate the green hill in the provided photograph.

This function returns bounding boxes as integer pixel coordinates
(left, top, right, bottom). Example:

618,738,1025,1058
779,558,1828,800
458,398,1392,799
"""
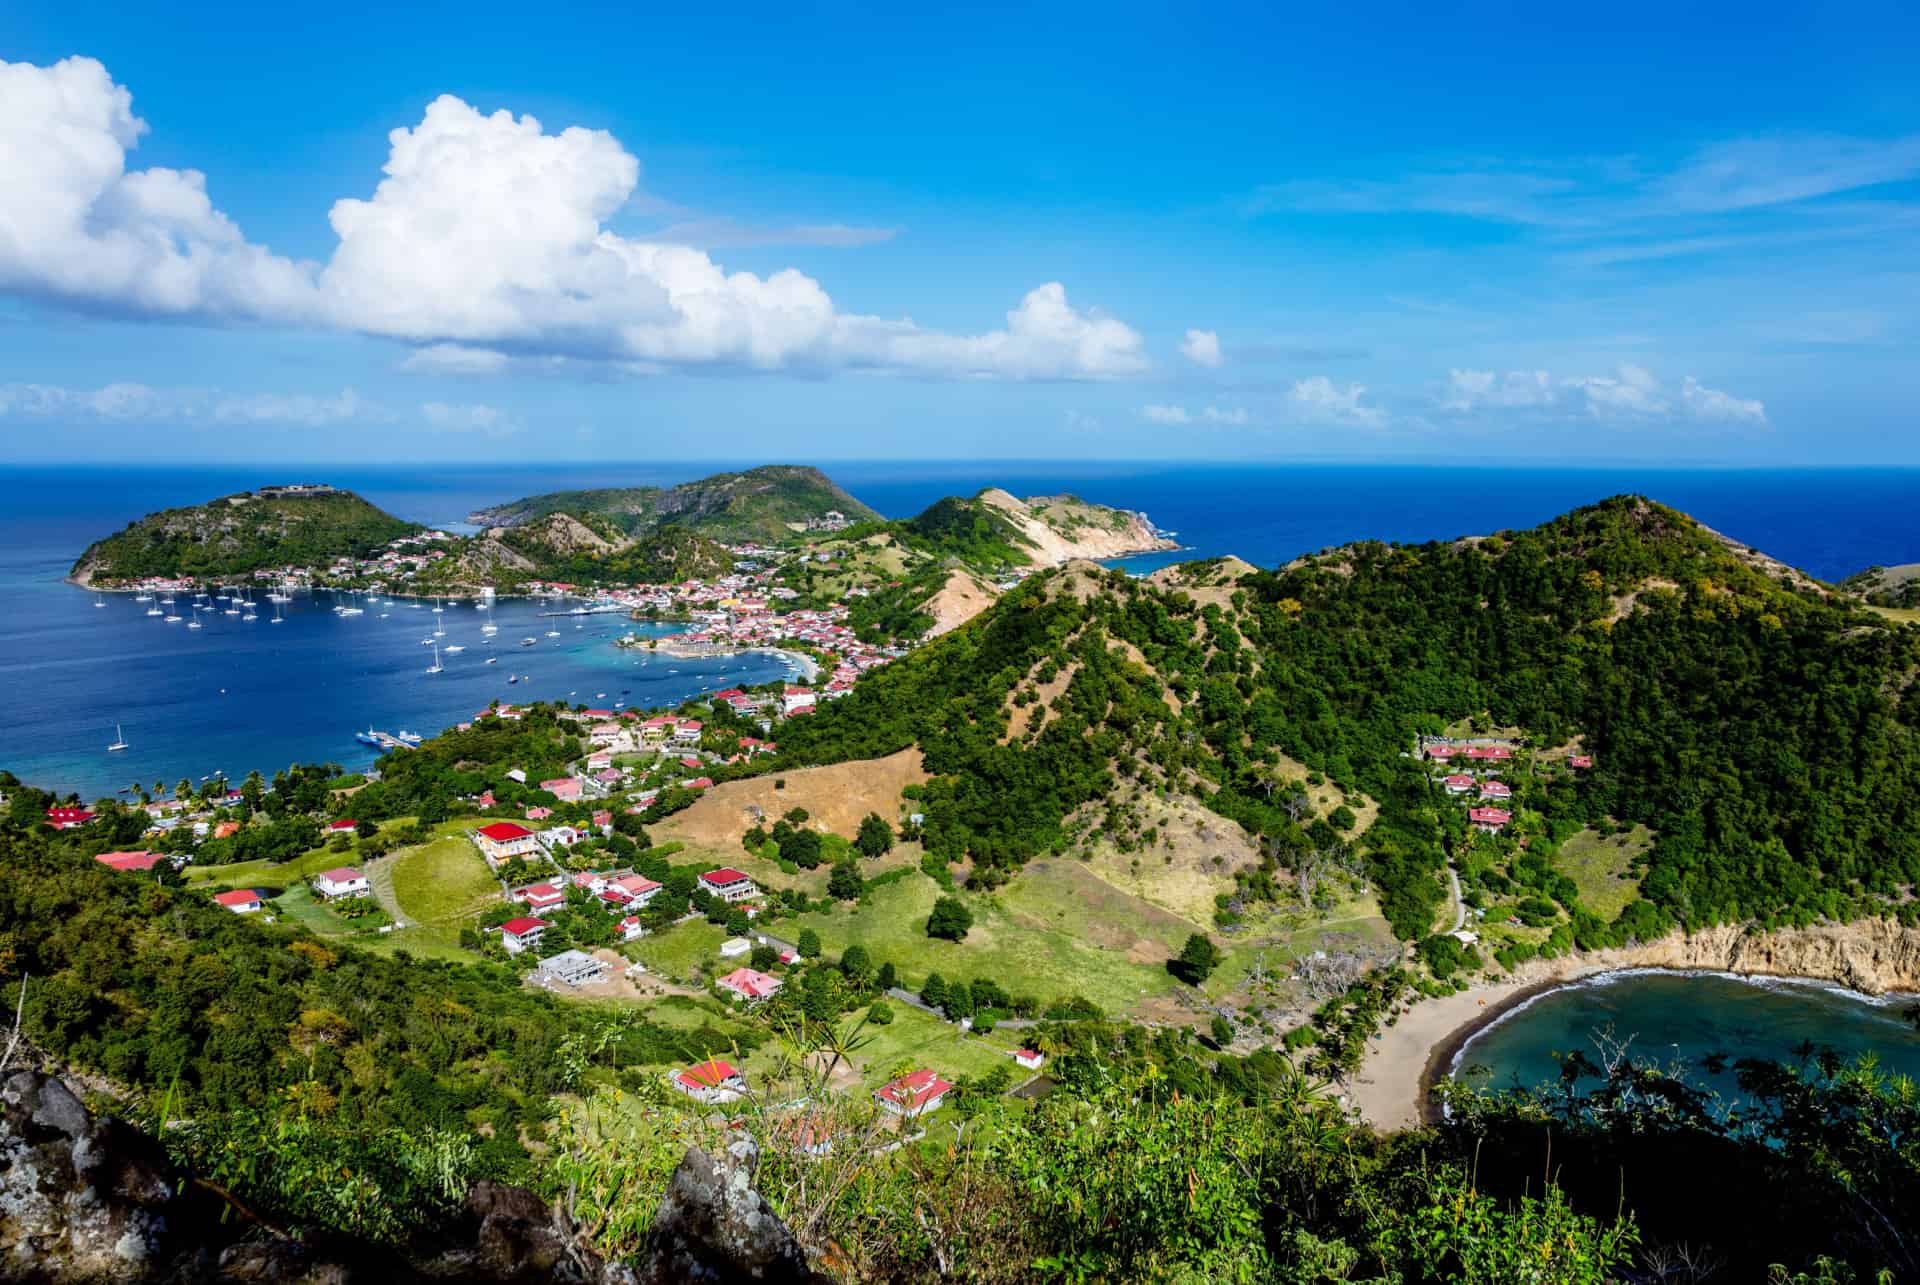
71,487,421,585
468,464,878,544
777,495,1920,941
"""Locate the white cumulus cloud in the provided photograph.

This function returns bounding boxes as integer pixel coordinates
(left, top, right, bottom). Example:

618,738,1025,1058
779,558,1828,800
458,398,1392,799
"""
1680,375,1768,423
1179,329,1224,368
1438,369,1557,412
1141,403,1192,424
1565,364,1670,417
421,401,518,437
0,58,1146,380
213,389,378,425
1288,376,1386,427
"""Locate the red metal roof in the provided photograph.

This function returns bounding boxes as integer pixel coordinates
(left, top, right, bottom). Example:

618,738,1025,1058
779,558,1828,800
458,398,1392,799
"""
476,821,534,842
500,916,548,936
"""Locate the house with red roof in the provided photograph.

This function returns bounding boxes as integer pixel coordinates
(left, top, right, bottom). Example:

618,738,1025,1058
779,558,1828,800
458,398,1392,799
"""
1478,781,1512,801
314,867,371,900
617,915,646,942
95,851,163,873
44,807,94,830
874,1069,953,1118
499,917,549,955
669,1058,745,1104
716,967,783,1002
213,888,263,914
1014,1048,1045,1071
476,790,497,810
611,873,663,905
326,818,359,834
540,777,584,802
1468,807,1512,832
511,881,567,912
781,687,816,716
524,805,553,822
698,868,758,903
1423,743,1459,761
1569,755,1593,769
1465,745,1514,761
1441,773,1475,795
473,820,539,867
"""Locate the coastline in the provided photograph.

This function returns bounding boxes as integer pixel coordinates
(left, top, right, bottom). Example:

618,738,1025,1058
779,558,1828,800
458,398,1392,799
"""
633,635,821,681
1350,916,1920,1131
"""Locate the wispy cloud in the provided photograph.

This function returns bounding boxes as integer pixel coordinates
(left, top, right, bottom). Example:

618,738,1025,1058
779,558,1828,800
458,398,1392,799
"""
1178,329,1224,367
421,401,519,438
1140,403,1249,425
0,381,385,426
647,218,899,249
1437,365,1766,425
1288,376,1385,427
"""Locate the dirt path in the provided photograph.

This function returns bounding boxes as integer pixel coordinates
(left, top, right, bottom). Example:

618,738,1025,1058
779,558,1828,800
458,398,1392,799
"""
1445,865,1465,934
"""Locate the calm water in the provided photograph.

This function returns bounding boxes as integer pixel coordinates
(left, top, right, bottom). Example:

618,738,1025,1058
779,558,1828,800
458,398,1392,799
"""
7,462,1920,798
1452,971,1920,1102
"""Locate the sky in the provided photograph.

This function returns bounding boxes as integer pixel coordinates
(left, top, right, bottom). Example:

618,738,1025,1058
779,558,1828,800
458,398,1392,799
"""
1,1,1917,465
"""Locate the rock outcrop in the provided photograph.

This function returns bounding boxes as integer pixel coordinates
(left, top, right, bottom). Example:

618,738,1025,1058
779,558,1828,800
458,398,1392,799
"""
1614,918,1920,995
974,489,1177,564
637,1140,828,1285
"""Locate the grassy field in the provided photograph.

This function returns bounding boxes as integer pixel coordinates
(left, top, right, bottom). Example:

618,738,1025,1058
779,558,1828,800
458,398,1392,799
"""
1554,823,1650,919
185,845,353,891
390,824,501,923
628,921,732,987
840,1002,1023,1092
1865,604,1920,626
786,864,1188,1015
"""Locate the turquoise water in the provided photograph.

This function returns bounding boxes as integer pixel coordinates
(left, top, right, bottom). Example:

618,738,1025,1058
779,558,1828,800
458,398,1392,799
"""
1452,970,1920,1103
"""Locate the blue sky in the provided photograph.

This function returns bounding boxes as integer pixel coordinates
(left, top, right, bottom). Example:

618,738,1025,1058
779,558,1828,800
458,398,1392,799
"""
2,0,1916,463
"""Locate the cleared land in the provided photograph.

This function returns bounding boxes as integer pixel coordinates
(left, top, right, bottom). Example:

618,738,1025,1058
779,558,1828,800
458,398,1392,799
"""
786,866,1188,1015
1080,792,1262,923
652,750,928,859
1554,823,1650,919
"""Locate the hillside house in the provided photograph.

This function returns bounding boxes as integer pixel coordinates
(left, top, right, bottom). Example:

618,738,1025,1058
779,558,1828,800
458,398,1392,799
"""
540,777,584,802
1478,781,1513,801
719,937,752,958
717,967,783,1002
699,868,759,903
326,819,359,835
781,687,816,716
512,881,567,912
313,867,371,900
1569,755,1594,769
213,889,263,914
617,915,646,942
875,1069,954,1118
44,808,94,830
671,1058,745,1104
1442,774,1475,795
1468,807,1512,832
474,821,539,867
499,917,549,955
1014,1049,1046,1071
95,851,163,873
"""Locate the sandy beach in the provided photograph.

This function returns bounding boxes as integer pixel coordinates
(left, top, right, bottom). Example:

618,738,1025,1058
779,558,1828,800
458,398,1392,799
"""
1347,958,1615,1130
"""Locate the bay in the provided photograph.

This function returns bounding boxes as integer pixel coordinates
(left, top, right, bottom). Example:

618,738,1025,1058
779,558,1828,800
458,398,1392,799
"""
7,461,1920,800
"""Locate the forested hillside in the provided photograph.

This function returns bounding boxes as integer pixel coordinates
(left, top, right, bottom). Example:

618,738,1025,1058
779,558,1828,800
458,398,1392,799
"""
469,465,878,543
71,490,421,584
779,496,1920,938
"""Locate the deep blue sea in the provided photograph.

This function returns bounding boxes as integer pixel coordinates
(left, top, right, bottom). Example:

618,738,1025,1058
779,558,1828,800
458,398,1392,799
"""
8,461,1920,802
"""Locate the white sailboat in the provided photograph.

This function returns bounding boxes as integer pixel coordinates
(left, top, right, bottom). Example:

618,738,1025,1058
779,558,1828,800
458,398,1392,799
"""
480,601,497,635
146,604,163,617
426,642,444,674
186,606,203,630
107,723,128,752
94,593,106,608
271,599,285,624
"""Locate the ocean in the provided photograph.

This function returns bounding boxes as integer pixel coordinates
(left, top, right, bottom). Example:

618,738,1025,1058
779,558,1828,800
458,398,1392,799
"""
6,461,1920,801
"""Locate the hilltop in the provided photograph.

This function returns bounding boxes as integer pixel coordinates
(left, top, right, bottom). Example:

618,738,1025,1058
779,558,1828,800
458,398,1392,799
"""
414,514,734,590
467,464,878,544
70,485,421,586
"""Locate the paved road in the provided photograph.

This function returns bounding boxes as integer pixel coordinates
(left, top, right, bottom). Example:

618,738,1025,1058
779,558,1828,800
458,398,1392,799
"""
1445,864,1465,934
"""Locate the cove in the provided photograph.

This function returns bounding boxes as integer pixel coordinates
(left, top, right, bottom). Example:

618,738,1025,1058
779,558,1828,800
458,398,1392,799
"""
1448,969,1920,1105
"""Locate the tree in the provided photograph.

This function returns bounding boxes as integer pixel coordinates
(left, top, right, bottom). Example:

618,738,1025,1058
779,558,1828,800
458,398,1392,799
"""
724,909,749,936
926,895,974,942
355,818,378,839
782,829,824,870
1170,933,1222,985
867,1000,893,1025
856,812,894,858
943,981,974,1022
797,928,822,959
827,859,863,901
875,961,898,992
921,973,948,1009
1210,1014,1234,1046
839,943,872,986
750,944,779,971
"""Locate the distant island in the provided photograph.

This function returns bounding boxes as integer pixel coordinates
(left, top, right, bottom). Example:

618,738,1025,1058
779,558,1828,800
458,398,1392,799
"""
68,485,423,587
65,465,1178,643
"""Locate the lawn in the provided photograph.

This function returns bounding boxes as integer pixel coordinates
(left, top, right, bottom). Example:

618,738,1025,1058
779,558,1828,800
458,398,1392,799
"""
785,864,1189,1016
839,1002,1021,1092
185,845,352,892
266,884,389,943
1554,823,1650,920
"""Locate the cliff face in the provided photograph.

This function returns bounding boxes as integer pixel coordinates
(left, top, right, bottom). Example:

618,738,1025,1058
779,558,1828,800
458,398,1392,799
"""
1610,919,1920,995
974,489,1177,564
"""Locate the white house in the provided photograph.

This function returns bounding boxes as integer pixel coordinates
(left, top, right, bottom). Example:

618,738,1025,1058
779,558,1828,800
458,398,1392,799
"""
874,1069,953,1118
313,866,371,900
474,821,540,867
718,937,752,958
536,949,609,988
213,888,263,914
1014,1048,1046,1071
499,917,549,955
670,1058,745,1104
698,868,760,903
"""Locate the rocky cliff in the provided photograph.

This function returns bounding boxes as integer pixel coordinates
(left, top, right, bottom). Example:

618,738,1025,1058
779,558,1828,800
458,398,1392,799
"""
974,489,1177,564
1609,918,1920,995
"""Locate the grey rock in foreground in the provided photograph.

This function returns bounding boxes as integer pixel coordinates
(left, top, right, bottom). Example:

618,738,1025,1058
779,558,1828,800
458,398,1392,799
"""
638,1141,830,1285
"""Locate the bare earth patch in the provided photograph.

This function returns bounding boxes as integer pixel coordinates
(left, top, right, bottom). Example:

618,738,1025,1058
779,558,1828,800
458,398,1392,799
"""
1081,793,1262,924
653,750,929,854
922,570,1000,638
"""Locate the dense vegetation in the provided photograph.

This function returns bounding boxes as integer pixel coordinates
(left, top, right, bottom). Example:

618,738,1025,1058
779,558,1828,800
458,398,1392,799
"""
469,464,878,544
500,521,735,585
778,496,1920,937
72,490,421,583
